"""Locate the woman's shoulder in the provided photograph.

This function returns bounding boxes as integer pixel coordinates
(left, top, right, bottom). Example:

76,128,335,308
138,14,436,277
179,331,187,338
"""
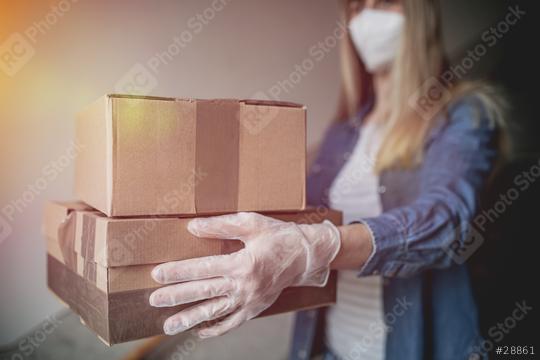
425,88,505,154
445,86,505,132
430,91,504,143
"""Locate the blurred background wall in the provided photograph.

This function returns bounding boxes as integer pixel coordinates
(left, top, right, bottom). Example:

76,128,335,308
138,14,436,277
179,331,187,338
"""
0,0,537,353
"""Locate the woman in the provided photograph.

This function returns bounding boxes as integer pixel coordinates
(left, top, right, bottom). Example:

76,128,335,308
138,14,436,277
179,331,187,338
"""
148,0,505,358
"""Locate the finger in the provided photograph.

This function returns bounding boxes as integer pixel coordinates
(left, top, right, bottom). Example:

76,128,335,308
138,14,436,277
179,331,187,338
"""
149,277,235,307
187,212,278,240
152,252,241,284
163,296,237,335
196,310,248,338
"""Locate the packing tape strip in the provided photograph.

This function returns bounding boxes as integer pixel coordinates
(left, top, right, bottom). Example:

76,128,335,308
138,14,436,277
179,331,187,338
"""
81,214,96,262
194,100,240,213
57,210,98,284
57,211,78,272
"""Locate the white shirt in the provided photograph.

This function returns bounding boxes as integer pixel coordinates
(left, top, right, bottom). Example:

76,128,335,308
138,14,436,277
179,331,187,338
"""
325,120,386,360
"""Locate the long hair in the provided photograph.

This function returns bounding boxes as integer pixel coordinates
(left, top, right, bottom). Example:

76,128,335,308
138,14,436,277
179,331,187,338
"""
336,0,507,172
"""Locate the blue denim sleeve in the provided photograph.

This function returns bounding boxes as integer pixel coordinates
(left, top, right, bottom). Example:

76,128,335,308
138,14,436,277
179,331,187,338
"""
359,96,500,278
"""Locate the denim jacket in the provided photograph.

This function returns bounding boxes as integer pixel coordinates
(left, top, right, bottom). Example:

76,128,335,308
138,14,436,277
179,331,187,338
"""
289,95,499,360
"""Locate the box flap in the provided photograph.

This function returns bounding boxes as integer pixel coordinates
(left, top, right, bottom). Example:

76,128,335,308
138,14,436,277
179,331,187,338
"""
42,200,94,241
110,96,197,216
106,94,304,108
237,102,306,211
74,95,112,214
241,99,304,108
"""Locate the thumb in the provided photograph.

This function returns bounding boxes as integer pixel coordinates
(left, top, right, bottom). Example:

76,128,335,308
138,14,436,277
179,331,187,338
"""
187,212,278,240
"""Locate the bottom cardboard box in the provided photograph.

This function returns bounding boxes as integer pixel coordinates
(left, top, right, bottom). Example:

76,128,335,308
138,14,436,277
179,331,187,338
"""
47,254,336,345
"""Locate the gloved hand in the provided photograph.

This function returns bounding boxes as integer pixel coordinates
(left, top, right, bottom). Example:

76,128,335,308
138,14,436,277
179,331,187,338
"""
149,212,341,338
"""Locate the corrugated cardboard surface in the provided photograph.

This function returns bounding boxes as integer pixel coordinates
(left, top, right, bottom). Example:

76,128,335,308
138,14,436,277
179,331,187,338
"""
74,96,110,215
47,257,337,345
44,201,342,269
112,97,197,216
238,103,306,212
195,100,239,213
48,254,337,345
75,95,306,217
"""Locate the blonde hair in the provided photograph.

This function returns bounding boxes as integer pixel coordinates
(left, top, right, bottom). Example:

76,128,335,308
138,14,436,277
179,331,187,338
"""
337,0,507,172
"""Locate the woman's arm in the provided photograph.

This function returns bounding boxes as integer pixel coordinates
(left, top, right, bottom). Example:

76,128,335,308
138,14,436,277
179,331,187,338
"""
332,223,373,269
327,96,499,275
354,96,500,278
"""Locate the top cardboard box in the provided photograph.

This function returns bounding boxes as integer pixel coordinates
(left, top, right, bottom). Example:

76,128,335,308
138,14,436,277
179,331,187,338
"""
75,95,306,217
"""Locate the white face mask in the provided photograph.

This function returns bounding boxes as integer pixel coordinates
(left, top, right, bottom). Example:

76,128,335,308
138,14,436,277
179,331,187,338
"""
348,9,404,73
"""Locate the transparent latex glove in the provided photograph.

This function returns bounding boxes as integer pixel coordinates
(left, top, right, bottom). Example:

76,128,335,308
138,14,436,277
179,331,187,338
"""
149,212,341,338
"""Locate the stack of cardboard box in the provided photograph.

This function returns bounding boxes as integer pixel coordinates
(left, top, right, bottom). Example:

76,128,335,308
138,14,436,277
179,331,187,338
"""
43,95,341,345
